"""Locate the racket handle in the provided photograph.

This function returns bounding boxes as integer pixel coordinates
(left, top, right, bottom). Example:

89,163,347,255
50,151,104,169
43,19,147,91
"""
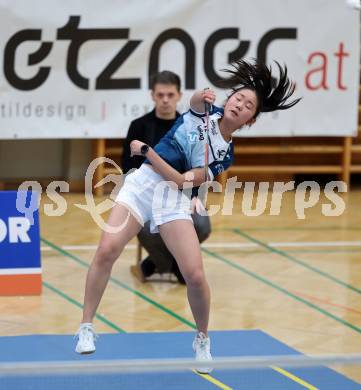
204,101,211,113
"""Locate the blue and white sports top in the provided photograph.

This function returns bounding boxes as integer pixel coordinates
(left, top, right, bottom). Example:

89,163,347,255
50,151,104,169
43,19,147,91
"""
146,105,234,180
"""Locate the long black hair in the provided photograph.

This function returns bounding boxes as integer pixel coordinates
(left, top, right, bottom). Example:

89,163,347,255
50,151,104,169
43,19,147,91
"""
216,59,301,118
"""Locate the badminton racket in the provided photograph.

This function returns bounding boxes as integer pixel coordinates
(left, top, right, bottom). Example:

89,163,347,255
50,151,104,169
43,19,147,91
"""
204,100,211,182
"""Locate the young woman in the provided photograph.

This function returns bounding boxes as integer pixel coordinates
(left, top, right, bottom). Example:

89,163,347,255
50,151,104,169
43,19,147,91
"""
75,59,300,374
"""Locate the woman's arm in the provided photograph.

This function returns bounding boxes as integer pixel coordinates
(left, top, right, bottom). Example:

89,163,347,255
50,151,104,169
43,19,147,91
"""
190,89,216,113
130,140,204,187
129,90,216,186
121,121,142,173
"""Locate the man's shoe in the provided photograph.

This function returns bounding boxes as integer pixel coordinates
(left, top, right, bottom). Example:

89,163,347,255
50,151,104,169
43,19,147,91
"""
75,323,97,354
192,332,213,374
130,263,146,283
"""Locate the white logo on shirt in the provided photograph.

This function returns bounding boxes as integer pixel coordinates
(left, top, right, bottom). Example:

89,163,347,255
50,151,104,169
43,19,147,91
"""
188,131,198,143
214,164,224,174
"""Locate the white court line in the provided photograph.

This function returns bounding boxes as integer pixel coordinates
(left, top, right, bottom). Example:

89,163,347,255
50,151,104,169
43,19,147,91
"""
40,241,361,252
268,241,361,248
39,243,258,251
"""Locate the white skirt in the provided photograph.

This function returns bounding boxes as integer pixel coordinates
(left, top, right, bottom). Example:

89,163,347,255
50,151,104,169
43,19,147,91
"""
115,164,192,233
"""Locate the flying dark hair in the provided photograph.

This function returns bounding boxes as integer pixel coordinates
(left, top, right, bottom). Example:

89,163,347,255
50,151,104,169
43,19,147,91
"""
216,59,301,118
150,70,181,92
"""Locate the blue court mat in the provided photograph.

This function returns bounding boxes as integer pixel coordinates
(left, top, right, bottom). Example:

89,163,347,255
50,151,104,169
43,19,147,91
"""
0,330,359,389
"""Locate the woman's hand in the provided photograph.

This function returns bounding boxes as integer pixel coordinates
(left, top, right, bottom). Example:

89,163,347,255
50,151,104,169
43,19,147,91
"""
130,140,146,156
191,197,206,214
190,89,216,113
202,88,216,106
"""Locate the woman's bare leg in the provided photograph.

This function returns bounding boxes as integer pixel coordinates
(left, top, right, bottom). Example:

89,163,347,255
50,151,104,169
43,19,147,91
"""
159,220,210,334
82,203,142,323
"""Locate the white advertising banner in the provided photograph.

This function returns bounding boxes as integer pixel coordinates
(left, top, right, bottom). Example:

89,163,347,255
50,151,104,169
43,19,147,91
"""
0,0,359,139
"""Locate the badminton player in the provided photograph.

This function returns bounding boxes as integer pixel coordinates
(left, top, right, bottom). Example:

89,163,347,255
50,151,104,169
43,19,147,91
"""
75,59,301,373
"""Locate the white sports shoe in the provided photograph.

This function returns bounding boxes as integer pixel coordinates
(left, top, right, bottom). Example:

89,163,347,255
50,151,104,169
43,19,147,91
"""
75,323,97,354
192,332,213,374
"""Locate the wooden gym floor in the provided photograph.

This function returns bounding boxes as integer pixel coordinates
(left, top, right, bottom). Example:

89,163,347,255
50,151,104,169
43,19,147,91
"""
0,188,360,383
